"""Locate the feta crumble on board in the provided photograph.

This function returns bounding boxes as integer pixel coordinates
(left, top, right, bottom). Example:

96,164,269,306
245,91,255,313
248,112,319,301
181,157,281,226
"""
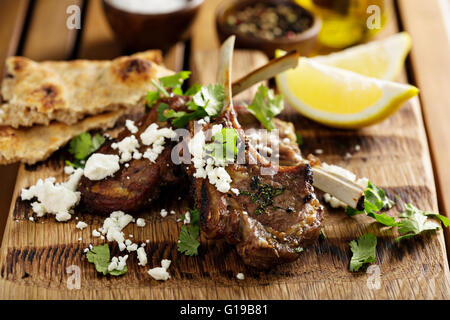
21,168,84,222
231,188,240,196
137,247,147,266
236,273,245,280
84,153,120,181
148,259,171,281
160,209,168,218
125,119,138,134
136,218,146,227
323,193,347,209
76,221,88,230
101,211,134,250
108,255,128,272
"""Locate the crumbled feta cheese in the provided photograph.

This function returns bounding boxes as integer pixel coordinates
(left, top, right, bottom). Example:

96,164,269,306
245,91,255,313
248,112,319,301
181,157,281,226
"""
344,152,352,160
78,237,82,241
136,218,146,227
183,211,190,224
315,149,323,155
21,168,84,221
112,135,142,163
64,166,74,175
189,127,233,193
231,188,240,196
84,154,120,181
125,119,138,134
323,193,347,209
236,273,245,280
92,229,101,237
125,239,132,246
76,221,88,230
355,145,361,151
126,243,138,252
101,211,134,250
148,259,171,281
140,123,176,163
282,138,290,144
137,247,147,266
28,216,34,222
161,259,171,269
108,255,128,272
170,210,176,215
83,248,89,253
160,209,168,218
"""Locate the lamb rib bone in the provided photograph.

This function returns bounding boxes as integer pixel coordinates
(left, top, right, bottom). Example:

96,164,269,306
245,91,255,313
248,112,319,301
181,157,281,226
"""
230,51,365,209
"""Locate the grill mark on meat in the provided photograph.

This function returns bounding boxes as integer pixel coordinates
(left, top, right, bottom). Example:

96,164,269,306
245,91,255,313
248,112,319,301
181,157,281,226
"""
189,105,324,269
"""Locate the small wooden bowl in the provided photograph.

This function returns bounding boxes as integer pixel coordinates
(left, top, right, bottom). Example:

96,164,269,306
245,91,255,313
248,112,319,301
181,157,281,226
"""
216,0,321,58
103,0,204,53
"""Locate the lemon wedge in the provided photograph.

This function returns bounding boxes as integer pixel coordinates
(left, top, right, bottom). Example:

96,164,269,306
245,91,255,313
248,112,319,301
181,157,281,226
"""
276,57,418,128
311,32,412,80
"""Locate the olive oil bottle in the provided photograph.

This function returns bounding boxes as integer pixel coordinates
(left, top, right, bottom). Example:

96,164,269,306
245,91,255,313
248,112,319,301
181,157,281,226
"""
295,0,387,49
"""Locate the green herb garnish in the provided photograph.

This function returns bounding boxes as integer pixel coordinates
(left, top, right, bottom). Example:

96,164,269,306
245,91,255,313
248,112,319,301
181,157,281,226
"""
247,85,284,131
146,71,198,107
206,128,238,163
295,132,303,146
178,208,201,256
349,233,377,272
345,182,397,227
86,244,127,276
242,176,285,215
66,132,105,168
395,203,442,242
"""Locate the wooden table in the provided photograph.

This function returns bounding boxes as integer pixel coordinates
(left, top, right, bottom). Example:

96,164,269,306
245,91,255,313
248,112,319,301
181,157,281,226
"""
0,0,449,299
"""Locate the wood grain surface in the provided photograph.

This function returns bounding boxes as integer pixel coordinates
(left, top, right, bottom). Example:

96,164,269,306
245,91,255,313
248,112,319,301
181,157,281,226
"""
397,0,450,252
0,0,29,251
0,0,449,300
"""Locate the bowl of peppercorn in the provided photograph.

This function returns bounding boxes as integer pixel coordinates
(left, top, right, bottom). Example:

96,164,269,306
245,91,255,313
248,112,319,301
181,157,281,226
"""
216,0,321,58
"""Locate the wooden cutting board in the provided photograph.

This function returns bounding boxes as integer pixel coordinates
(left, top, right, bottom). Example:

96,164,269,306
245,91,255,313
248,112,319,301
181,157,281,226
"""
1,0,449,299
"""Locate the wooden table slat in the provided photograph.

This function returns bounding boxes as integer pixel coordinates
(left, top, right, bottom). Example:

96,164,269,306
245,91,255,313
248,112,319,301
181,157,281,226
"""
0,0,30,247
397,0,450,249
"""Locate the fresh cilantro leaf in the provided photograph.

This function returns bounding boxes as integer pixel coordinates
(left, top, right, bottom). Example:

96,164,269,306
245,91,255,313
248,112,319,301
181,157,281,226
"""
151,79,170,97
346,182,397,227
247,85,284,131
86,244,127,276
68,133,105,161
319,229,327,240
349,233,377,272
146,90,161,107
177,208,201,256
207,128,238,163
159,71,191,90
185,83,202,96
395,203,440,242
295,132,303,146
157,103,170,122
188,84,225,116
171,109,208,128
65,159,85,169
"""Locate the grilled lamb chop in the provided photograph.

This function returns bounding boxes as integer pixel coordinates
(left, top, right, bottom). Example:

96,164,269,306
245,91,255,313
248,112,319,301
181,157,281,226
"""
188,105,323,269
78,95,189,214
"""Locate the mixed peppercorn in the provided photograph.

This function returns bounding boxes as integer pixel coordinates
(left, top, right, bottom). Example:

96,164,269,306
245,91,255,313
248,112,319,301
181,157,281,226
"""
226,3,313,40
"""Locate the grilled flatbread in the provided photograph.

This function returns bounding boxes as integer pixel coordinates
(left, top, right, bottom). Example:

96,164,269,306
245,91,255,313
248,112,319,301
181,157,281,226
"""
0,110,125,165
0,50,172,128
